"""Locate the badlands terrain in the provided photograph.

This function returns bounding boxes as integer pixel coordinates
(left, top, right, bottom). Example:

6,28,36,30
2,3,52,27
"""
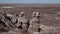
0,4,60,34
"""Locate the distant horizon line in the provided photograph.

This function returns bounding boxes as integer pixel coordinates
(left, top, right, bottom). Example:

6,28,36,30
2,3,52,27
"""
0,3,60,4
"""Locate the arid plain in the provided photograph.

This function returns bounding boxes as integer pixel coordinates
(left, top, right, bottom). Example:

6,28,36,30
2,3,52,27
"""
0,4,60,34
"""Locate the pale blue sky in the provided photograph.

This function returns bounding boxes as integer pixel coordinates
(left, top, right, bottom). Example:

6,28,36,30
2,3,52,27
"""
0,0,60,4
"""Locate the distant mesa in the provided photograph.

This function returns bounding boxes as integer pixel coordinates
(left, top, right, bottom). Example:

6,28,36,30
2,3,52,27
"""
1,6,14,8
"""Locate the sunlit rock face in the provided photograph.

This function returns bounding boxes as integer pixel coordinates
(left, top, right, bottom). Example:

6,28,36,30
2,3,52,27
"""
1,6,14,8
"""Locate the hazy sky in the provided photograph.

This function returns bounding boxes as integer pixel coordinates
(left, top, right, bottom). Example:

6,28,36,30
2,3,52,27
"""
0,0,60,4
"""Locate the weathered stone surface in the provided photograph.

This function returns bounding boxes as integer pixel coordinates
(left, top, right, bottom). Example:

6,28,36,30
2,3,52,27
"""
0,4,60,34
28,16,40,32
